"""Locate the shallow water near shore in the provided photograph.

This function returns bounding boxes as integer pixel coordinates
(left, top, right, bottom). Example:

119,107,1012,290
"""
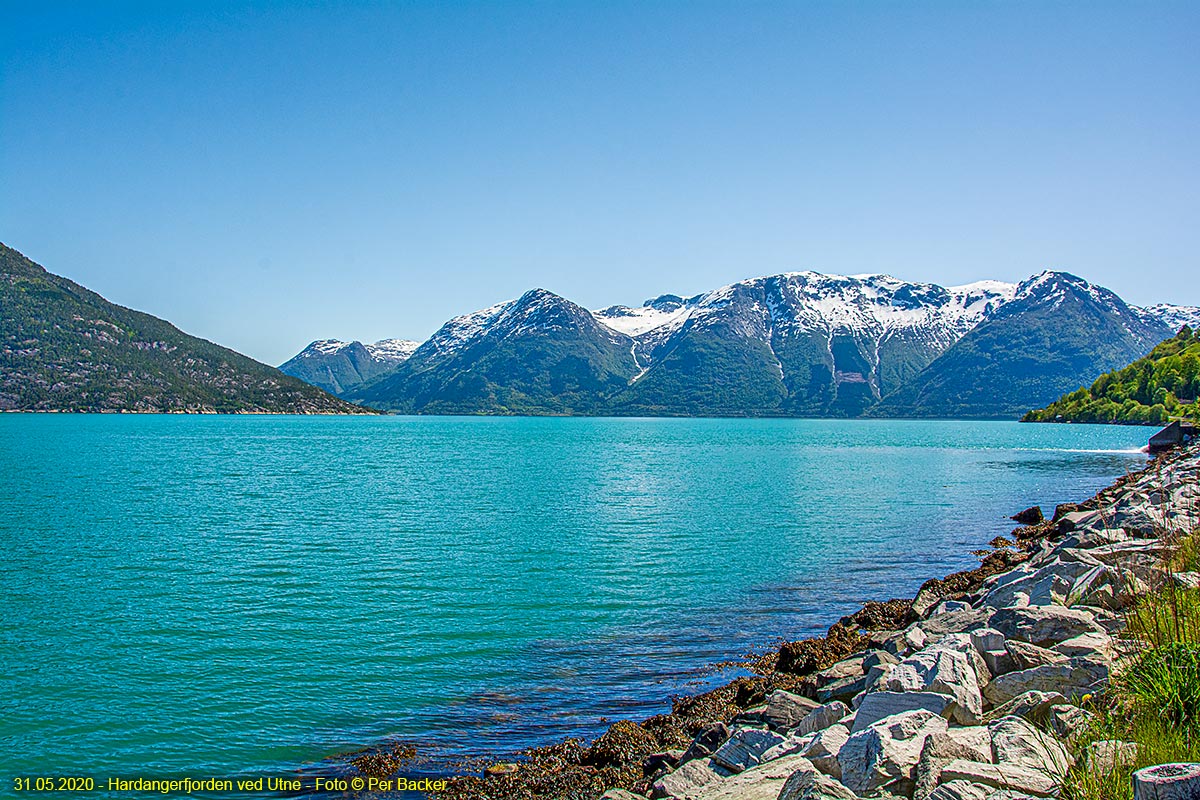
0,416,1151,782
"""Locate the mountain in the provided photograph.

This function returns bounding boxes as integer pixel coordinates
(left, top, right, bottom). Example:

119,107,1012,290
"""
350,289,638,413
0,243,368,413
1023,327,1199,424
873,271,1174,418
279,338,418,395
289,268,1194,419
596,273,1016,416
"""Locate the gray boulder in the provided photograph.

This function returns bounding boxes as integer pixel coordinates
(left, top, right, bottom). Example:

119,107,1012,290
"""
764,691,823,732
710,728,786,773
689,754,814,800
1086,740,1138,773
991,605,1105,648
838,709,948,796
983,690,1066,724
918,609,994,643
1005,640,1069,669
989,715,1072,777
1046,703,1094,741
778,769,859,800
852,691,955,733
651,757,725,800
913,728,993,800
983,657,1108,706
885,647,983,725
795,701,851,736
936,759,1058,796
925,781,992,800
802,724,850,778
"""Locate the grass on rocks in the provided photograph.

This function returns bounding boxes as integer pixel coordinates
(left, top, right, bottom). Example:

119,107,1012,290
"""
1062,530,1200,800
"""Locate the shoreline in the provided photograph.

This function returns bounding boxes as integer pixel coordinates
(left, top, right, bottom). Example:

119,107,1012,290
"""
362,442,1197,800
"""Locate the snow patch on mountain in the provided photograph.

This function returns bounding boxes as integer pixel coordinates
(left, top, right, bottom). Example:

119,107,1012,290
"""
1143,303,1200,332
365,338,420,362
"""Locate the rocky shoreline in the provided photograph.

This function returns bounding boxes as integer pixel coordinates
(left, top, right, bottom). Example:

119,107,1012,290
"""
416,442,1200,800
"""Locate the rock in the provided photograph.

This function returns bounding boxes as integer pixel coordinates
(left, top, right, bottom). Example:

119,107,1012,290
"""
984,690,1066,724
969,628,1006,654
932,633,993,687
710,728,787,773
913,729,993,800
982,657,1109,706
838,709,949,796
795,701,851,736
1051,631,1115,660
1046,703,1094,741
1058,509,1106,532
865,650,901,670
926,781,992,800
931,600,973,615
602,790,649,800
936,759,1058,796
651,758,725,800
918,609,994,643
778,769,858,800
1074,605,1126,635
983,560,1097,609
817,656,868,683
885,647,983,725
1088,740,1138,773
764,691,823,732
802,724,850,778
690,754,815,800
816,674,870,704
762,733,818,763
1173,572,1200,590
852,691,955,733
991,605,1106,647
1005,640,1070,669
913,585,944,619
681,722,730,763
864,662,898,694
1132,763,1200,799
1012,506,1045,525
990,715,1072,777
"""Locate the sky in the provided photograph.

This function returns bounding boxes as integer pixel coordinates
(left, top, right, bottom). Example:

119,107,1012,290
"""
2,1,1197,365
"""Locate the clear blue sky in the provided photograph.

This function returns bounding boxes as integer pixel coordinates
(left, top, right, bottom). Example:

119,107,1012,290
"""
2,1,1197,365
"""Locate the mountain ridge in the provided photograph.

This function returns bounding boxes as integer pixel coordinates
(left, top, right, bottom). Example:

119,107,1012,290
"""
0,243,370,414
297,269,1190,418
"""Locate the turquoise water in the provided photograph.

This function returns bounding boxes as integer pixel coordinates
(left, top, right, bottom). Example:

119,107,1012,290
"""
0,416,1151,783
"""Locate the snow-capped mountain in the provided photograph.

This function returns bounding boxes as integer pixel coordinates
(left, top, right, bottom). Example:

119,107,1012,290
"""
875,271,1172,418
351,289,637,413
286,269,1192,417
279,337,420,396
591,273,1019,414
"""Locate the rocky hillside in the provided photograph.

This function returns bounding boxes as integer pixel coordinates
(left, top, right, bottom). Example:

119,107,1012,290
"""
1023,326,1200,424
279,338,418,395
0,243,368,413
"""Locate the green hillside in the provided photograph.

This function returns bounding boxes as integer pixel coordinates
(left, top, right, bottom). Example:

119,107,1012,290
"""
0,243,370,413
1022,327,1200,424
